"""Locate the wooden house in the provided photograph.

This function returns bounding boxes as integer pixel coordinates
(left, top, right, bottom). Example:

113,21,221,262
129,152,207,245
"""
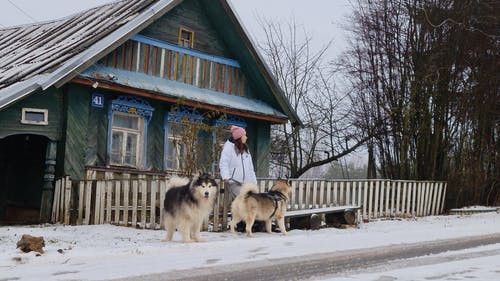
0,0,301,224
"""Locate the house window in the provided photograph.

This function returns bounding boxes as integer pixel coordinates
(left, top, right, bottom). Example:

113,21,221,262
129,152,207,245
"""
165,106,203,173
108,96,154,168
110,112,144,166
21,108,48,125
166,122,190,171
178,27,194,48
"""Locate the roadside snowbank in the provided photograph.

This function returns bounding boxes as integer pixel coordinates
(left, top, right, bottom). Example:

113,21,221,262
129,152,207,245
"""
0,212,499,281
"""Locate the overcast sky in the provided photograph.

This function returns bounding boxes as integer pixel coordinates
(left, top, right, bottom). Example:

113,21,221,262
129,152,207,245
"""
0,0,352,59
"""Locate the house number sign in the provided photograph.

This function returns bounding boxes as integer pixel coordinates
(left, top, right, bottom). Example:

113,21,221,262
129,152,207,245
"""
92,93,104,108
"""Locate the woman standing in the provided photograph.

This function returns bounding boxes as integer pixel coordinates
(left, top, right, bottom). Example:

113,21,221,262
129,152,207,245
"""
219,125,257,196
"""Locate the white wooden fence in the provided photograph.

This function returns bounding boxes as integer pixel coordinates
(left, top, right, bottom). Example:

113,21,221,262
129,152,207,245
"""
52,176,447,231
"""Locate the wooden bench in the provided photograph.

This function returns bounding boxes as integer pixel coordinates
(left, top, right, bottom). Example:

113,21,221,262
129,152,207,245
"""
285,206,361,230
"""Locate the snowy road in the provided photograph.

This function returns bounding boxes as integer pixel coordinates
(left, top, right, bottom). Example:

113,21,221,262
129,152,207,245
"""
0,212,499,281
111,233,500,281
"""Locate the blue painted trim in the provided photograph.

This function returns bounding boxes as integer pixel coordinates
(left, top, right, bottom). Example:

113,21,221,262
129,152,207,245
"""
132,34,241,68
111,96,154,122
107,105,114,166
107,96,154,168
163,114,169,170
166,106,203,123
214,114,247,128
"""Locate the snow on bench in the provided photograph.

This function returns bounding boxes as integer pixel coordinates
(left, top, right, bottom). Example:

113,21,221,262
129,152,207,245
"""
285,205,361,230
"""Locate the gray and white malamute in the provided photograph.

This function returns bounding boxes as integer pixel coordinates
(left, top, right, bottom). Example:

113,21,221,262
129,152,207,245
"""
163,173,218,243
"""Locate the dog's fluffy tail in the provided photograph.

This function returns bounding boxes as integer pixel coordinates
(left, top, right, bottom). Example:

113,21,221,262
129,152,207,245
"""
166,176,190,189
238,182,259,196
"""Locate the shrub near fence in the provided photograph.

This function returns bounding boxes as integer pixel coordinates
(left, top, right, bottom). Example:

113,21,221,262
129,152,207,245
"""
52,176,447,231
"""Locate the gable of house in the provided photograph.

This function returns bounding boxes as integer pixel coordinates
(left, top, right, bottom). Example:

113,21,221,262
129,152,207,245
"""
0,0,300,224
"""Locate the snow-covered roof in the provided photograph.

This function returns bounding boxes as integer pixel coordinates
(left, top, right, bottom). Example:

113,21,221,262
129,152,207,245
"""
0,0,177,109
0,0,301,126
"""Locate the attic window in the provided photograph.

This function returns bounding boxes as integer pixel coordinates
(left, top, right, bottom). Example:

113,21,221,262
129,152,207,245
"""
178,28,194,48
21,108,48,125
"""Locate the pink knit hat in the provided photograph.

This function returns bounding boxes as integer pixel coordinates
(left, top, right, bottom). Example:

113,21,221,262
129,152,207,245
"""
231,125,246,140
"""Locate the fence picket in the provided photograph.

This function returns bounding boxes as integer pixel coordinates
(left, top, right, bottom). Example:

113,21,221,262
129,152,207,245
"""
77,181,85,225
427,182,436,215
290,181,297,211
259,180,266,193
140,179,147,228
401,182,407,216
395,181,401,216
339,181,345,205
417,182,424,216
105,181,112,223
430,183,437,215
425,182,431,215
333,182,338,206
363,181,368,218
132,180,138,227
357,182,363,214
345,182,351,207
298,181,304,210
312,181,318,209
325,181,331,207
378,181,385,216
150,180,157,229
100,181,106,224
84,181,92,225
406,182,412,215
368,181,373,219
319,181,325,208
123,180,130,226
52,179,61,222
440,183,447,214
390,181,396,217
374,181,380,218
305,181,312,209
94,181,102,224
114,181,121,224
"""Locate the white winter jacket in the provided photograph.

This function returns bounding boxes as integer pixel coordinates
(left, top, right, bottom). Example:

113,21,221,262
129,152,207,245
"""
219,140,257,184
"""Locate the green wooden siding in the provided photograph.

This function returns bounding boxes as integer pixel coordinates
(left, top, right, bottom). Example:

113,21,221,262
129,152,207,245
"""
146,100,166,171
62,85,91,179
61,85,270,179
246,120,271,178
0,88,63,140
140,0,232,58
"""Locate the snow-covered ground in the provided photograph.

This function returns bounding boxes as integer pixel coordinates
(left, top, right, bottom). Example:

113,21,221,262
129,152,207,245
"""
0,212,499,281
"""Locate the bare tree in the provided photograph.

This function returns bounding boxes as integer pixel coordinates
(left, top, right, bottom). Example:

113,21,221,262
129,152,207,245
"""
257,17,369,178
342,0,499,207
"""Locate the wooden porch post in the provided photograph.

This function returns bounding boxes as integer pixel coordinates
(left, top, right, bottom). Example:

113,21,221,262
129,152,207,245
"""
40,141,57,223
